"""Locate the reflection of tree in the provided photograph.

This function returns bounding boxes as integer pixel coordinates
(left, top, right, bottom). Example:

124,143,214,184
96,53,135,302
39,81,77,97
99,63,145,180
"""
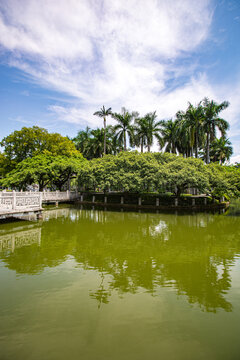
89,273,111,308
0,207,240,312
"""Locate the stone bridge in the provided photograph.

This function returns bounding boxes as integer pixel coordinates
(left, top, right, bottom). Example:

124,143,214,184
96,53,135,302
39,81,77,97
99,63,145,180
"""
0,190,79,220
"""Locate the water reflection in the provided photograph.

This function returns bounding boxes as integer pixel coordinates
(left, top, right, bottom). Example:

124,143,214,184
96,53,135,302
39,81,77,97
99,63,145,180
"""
0,206,240,312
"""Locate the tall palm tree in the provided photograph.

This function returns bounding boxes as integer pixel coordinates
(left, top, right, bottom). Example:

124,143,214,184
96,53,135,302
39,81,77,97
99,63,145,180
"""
86,128,114,158
111,107,136,151
202,98,229,164
178,103,205,158
93,106,112,155
72,127,91,158
159,119,179,154
209,137,233,165
143,111,162,152
134,117,148,153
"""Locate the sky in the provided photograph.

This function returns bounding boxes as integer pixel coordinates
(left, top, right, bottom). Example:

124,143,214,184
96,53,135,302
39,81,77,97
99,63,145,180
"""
0,0,240,162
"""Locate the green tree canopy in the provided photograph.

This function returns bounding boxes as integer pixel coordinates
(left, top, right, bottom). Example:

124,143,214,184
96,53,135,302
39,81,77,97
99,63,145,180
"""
78,152,238,198
1,154,85,191
0,126,79,172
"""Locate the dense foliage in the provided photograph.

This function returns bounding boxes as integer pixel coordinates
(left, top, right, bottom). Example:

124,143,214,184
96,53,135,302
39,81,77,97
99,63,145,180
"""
1,154,85,191
0,126,79,174
78,152,240,199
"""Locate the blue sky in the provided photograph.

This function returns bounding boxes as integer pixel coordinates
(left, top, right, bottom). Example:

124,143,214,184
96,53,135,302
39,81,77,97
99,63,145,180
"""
0,0,240,162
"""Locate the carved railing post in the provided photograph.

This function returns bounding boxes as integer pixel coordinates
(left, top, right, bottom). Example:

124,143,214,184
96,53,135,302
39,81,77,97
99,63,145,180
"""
12,190,16,210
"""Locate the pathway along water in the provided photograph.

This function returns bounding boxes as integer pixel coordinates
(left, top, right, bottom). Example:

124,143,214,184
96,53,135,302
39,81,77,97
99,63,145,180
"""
0,202,240,360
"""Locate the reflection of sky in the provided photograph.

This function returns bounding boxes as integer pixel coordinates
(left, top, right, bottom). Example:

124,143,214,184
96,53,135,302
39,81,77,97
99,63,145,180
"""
150,220,169,241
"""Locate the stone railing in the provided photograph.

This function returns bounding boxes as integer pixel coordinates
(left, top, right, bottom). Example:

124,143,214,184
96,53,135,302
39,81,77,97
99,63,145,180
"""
0,191,42,211
42,190,79,202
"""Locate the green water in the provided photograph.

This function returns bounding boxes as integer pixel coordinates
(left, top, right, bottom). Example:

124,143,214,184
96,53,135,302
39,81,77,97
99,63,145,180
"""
0,205,240,360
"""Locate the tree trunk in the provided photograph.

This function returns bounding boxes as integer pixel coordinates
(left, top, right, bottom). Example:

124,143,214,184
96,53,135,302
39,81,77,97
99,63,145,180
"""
147,144,150,152
141,138,143,153
195,132,198,158
103,117,106,155
124,131,126,151
206,132,210,164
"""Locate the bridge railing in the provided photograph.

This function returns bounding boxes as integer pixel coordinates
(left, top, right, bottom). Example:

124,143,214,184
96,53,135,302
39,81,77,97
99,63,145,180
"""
0,191,42,211
42,190,79,202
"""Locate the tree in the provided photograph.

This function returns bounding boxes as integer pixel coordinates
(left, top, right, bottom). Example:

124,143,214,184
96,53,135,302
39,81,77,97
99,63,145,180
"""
157,157,210,197
206,164,235,199
144,111,162,152
72,127,91,158
50,155,85,190
86,128,115,159
1,154,85,191
202,98,229,164
78,152,161,193
0,126,79,171
134,112,161,152
93,106,112,155
209,137,233,165
178,103,205,158
159,119,179,154
112,107,136,151
134,117,148,153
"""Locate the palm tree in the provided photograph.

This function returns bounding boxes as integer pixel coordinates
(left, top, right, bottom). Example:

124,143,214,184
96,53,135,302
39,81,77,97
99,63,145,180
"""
111,107,136,151
141,111,162,152
202,98,229,164
134,117,148,153
159,119,179,154
209,137,233,165
86,128,114,158
178,103,205,158
93,106,112,155
72,127,91,158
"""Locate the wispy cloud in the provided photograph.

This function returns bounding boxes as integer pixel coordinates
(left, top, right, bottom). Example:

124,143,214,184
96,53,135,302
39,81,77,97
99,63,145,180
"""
0,0,213,103
0,0,240,159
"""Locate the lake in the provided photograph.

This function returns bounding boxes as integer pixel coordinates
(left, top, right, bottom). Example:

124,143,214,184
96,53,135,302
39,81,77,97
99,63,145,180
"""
0,204,240,360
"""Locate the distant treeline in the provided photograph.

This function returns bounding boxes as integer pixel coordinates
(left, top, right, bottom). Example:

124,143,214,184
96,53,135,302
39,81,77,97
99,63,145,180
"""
0,98,239,199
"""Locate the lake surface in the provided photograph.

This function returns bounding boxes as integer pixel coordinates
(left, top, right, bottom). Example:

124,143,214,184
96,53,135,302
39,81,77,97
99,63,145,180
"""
0,204,240,360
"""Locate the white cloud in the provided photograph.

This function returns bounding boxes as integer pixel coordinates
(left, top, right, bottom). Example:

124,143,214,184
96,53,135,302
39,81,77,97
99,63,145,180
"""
1,0,240,159
0,0,213,102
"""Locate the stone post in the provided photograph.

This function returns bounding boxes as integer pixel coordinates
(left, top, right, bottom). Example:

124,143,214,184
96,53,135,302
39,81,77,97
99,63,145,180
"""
156,198,159,206
121,196,124,205
204,197,207,205
104,196,107,204
192,198,195,206
80,194,83,202
12,190,16,210
138,197,142,206
67,190,70,200
39,192,42,208
174,198,178,206
92,195,95,203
